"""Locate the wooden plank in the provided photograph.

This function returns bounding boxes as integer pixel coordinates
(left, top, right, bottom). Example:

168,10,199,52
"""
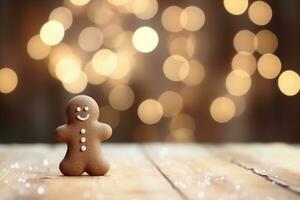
214,143,300,194
144,144,300,200
0,144,182,200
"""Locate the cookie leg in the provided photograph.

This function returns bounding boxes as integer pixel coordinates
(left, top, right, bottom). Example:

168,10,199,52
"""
85,159,109,176
59,159,85,176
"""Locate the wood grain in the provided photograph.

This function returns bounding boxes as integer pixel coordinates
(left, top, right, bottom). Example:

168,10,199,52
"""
144,144,300,200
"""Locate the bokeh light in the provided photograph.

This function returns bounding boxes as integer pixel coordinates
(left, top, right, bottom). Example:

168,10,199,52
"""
0,68,18,94
84,62,107,85
103,24,126,49
55,54,82,83
138,99,163,124
132,0,158,20
87,1,114,25
248,1,272,26
233,30,257,53
62,72,87,94
163,55,189,82
256,29,278,54
278,70,300,96
132,26,158,53
231,52,256,76
226,70,252,96
180,6,205,31
161,6,183,32
109,85,135,111
27,35,51,60
166,128,194,142
49,7,73,30
169,113,196,132
183,59,205,86
223,0,248,15
40,20,65,46
158,90,183,118
210,97,236,123
257,53,281,79
110,53,132,80
79,27,103,52
92,49,118,75
69,0,90,6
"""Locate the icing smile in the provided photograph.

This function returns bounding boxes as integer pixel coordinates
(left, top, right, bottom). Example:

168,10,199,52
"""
76,114,90,121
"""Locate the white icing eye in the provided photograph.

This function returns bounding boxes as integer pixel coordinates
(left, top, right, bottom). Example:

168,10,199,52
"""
76,107,81,112
84,106,89,111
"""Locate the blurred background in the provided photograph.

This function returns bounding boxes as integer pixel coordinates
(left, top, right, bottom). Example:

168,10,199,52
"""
0,0,299,143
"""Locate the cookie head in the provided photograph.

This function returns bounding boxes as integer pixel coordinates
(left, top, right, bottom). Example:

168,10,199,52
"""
66,95,99,123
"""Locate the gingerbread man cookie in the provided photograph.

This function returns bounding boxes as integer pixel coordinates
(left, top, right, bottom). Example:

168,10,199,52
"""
55,95,112,176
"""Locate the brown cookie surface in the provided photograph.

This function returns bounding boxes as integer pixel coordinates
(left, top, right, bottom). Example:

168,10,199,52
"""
55,95,112,176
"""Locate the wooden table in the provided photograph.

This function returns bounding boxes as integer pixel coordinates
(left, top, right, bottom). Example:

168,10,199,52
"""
1,143,300,200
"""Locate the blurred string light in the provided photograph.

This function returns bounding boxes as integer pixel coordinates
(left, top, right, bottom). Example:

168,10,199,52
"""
158,90,183,118
55,54,82,83
248,1,272,26
0,68,18,94
163,55,189,82
79,27,103,52
49,7,73,30
180,6,205,31
92,49,118,75
161,6,183,32
62,72,87,93
183,59,205,86
132,26,158,53
226,70,251,96
27,35,51,60
138,99,163,124
109,85,135,111
40,20,65,46
210,97,236,123
277,70,300,96
131,0,158,20
256,30,278,54
168,35,195,58
69,0,90,6
257,53,281,79
231,52,256,76
233,30,257,53
223,0,248,15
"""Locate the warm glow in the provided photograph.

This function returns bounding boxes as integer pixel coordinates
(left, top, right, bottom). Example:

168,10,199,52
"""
138,99,163,124
257,53,281,79
180,6,205,31
92,49,118,75
158,91,183,117
132,0,158,20
63,72,87,94
169,113,196,132
132,26,159,53
161,6,183,32
210,97,236,123
84,62,107,85
169,36,195,58
231,52,256,75
223,0,248,15
55,54,82,83
87,1,114,25
226,70,251,96
79,27,103,52
0,68,18,94
163,55,189,82
40,20,65,46
167,128,194,142
183,59,205,86
256,30,278,54
27,35,51,60
70,0,90,6
248,1,272,26
103,24,126,49
109,85,135,111
107,0,127,6
233,30,257,53
278,70,300,96
110,53,131,79
49,7,73,30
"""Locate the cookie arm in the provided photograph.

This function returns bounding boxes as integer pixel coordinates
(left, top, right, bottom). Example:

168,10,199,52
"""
99,123,112,141
55,125,69,142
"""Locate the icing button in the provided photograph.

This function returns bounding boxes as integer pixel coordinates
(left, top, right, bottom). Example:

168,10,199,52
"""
80,137,86,143
81,146,86,152
80,129,86,134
